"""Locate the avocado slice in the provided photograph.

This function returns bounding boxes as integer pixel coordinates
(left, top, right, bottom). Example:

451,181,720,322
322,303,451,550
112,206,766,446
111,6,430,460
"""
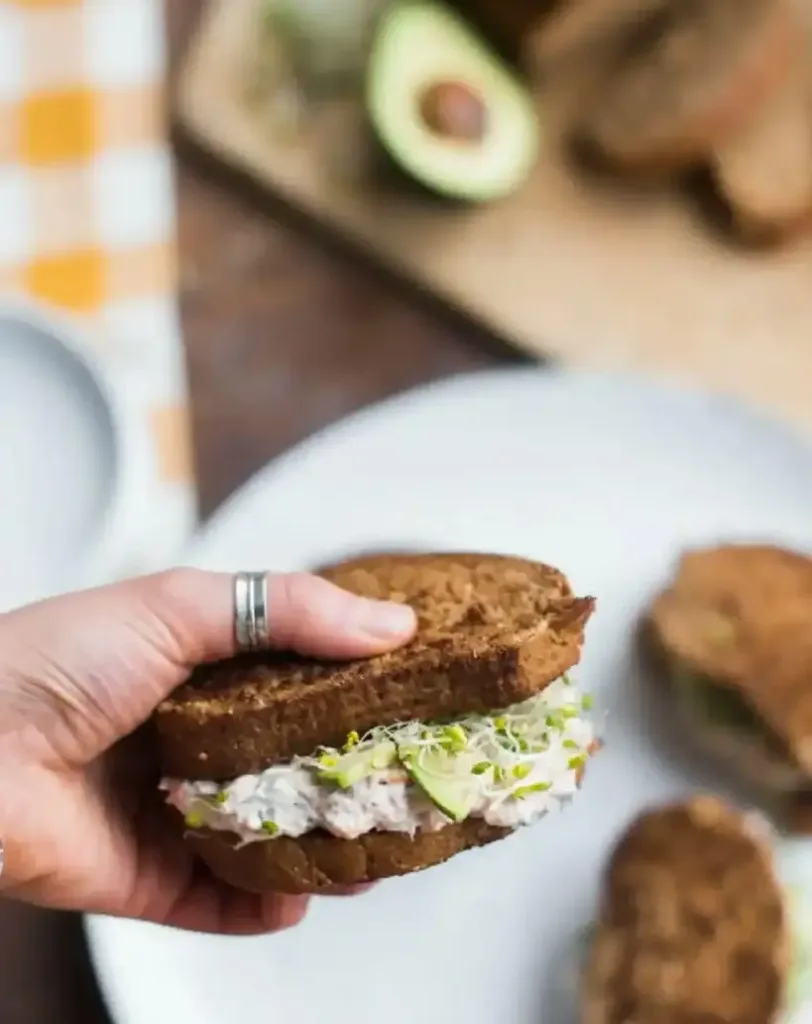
675,667,788,759
401,747,479,821
319,740,396,788
366,1,540,202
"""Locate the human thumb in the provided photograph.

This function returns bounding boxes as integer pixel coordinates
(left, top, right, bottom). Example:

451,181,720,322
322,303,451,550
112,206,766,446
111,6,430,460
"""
0,569,417,762
149,567,418,664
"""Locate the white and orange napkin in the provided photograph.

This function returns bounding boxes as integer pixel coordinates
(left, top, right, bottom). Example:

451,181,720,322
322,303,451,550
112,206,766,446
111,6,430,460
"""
0,0,197,575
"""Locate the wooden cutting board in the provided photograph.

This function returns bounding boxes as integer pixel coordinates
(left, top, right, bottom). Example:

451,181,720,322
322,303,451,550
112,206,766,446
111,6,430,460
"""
177,0,812,434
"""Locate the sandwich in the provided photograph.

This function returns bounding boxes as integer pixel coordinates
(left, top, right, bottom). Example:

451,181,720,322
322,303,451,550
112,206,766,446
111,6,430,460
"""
155,552,600,894
644,543,812,831
582,795,790,1024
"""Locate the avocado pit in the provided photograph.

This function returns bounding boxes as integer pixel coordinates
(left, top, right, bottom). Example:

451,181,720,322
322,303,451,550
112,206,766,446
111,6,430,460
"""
418,80,488,142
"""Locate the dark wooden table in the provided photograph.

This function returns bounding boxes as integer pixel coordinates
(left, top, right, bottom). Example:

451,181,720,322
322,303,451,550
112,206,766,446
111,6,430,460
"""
0,3,524,1021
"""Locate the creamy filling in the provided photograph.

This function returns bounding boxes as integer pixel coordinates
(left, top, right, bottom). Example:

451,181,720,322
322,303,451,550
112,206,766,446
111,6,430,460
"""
162,675,598,845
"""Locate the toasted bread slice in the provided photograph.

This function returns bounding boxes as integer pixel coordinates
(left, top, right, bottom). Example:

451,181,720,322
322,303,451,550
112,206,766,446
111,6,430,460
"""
646,543,812,776
647,544,812,694
646,544,812,832
582,796,789,1024
576,0,797,176
185,816,512,894
155,553,595,780
711,57,812,244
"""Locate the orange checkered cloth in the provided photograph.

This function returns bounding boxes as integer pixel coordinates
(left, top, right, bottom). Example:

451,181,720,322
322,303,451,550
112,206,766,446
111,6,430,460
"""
0,0,197,572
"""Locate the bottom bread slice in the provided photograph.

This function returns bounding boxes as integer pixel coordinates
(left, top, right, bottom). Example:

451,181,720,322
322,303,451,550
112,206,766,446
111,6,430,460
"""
185,819,512,894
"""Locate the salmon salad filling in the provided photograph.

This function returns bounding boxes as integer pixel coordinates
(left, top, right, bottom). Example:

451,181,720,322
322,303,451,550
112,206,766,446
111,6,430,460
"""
162,675,599,845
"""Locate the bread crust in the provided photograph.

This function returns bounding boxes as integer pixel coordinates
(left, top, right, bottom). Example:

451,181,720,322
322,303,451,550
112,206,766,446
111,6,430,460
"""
156,552,595,780
577,0,797,176
185,818,512,894
582,796,789,1024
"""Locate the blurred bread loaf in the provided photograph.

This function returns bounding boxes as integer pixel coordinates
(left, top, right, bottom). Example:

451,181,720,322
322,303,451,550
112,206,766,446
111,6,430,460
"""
573,0,798,175
710,52,812,243
454,0,812,244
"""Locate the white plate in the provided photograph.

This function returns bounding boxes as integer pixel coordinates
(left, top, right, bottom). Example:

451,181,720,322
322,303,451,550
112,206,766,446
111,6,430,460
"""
0,301,149,610
86,367,812,1024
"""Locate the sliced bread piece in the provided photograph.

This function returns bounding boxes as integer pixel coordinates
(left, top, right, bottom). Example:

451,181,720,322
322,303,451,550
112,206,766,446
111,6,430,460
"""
711,58,812,244
575,0,798,176
646,543,812,772
644,544,812,829
155,552,595,779
582,796,789,1024
184,815,512,894
646,543,812,689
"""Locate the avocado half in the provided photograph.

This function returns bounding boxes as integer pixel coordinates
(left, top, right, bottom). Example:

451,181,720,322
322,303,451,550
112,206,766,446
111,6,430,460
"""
366,1,540,202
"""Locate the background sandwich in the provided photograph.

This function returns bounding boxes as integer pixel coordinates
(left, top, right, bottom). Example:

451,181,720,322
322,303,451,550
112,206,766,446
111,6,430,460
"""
155,552,599,894
582,795,789,1024
644,543,812,831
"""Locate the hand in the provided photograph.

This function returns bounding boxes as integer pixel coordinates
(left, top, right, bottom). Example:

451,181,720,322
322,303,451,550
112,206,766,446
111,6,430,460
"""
0,568,416,934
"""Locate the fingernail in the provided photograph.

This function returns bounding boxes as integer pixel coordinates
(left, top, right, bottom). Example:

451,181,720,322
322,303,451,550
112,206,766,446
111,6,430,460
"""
359,599,416,639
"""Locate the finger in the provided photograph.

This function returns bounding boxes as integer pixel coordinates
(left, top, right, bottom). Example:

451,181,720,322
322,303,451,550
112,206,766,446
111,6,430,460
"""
159,881,310,936
135,838,311,936
151,568,417,666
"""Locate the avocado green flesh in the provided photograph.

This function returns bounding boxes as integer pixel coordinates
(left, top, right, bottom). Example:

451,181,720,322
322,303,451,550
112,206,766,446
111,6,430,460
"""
366,1,539,201
688,676,763,733
319,741,396,788
402,748,478,821
679,670,788,759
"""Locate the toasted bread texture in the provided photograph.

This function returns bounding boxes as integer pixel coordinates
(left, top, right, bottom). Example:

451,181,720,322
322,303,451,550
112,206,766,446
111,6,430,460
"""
646,543,812,774
575,0,796,175
711,56,812,245
185,817,512,894
155,552,595,781
582,795,789,1024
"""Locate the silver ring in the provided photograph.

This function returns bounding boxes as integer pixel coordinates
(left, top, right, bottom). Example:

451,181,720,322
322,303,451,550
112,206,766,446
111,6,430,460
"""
233,572,270,652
